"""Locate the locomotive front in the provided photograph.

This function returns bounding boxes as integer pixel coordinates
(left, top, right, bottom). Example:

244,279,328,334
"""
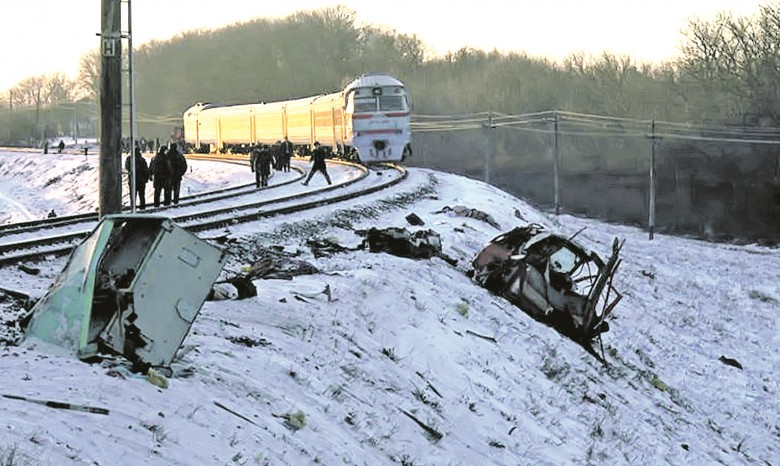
345,75,411,163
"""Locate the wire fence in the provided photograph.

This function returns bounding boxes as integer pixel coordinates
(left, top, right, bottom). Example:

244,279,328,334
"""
410,110,780,243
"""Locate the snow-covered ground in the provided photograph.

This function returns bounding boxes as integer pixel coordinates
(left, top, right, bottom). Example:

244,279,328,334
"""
0,150,778,465
0,151,254,223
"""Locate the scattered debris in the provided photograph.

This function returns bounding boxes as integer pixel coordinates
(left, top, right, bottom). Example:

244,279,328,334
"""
273,410,306,431
24,215,227,370
357,227,457,265
214,400,261,428
435,205,501,229
17,264,40,276
306,238,351,258
470,224,623,348
243,255,319,280
465,329,498,344
650,375,669,392
718,355,743,370
209,275,257,300
292,284,333,302
405,213,425,226
399,408,443,442
146,368,169,389
2,394,109,415
227,336,271,348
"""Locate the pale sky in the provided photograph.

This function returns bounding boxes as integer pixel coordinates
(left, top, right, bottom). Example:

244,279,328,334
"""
0,0,767,91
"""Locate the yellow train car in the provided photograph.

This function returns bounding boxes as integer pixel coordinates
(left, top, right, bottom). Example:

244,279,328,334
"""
182,73,412,163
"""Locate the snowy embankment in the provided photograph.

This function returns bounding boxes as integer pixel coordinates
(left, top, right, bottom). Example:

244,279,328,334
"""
0,151,778,465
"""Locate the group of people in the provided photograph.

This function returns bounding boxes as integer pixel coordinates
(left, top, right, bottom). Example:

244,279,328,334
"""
249,138,332,188
42,140,66,155
126,137,333,208
125,142,188,209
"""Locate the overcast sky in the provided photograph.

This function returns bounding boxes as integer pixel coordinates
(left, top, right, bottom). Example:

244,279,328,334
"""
0,0,767,91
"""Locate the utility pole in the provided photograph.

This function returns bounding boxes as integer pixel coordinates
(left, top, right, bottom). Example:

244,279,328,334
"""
125,0,137,212
99,0,123,217
648,120,657,240
552,111,561,215
483,110,494,184
7,91,12,144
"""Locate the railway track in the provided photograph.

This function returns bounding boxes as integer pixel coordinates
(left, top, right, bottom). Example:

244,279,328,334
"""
0,160,406,266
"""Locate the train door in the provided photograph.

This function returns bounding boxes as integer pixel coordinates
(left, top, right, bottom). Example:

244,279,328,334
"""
194,117,201,149
331,108,338,151
282,107,288,139
250,109,256,145
309,108,315,147
215,116,222,152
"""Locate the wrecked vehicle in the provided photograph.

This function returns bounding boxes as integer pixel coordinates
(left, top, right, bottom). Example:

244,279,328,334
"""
471,225,622,345
24,215,227,370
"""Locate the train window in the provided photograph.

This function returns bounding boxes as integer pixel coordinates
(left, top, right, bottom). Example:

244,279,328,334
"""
379,95,405,111
354,97,377,113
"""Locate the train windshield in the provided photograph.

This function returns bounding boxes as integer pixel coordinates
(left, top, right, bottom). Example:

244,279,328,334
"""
354,97,377,113
351,86,408,113
379,95,405,111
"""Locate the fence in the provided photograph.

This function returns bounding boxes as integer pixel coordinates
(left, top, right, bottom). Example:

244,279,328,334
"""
410,110,780,242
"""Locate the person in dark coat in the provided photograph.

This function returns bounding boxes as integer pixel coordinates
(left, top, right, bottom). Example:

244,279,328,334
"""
124,147,150,209
168,143,188,204
251,146,274,188
149,147,172,207
57,140,65,154
302,141,332,186
280,136,293,172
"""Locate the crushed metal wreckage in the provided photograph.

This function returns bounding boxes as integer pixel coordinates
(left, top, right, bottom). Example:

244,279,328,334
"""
24,215,227,370
357,227,458,265
470,225,623,345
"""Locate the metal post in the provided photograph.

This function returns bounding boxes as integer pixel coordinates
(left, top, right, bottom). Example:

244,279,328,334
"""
484,111,493,184
553,111,561,215
127,0,137,212
649,120,657,240
99,0,123,217
35,89,41,145
7,91,12,143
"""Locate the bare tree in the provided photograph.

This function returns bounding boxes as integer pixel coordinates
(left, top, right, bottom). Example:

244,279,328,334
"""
678,4,780,122
76,49,101,101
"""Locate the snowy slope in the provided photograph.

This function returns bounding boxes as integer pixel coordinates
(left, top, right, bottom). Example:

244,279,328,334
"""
0,151,777,466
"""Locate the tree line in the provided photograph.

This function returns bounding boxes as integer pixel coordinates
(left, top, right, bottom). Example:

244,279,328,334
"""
1,4,778,239
1,4,778,141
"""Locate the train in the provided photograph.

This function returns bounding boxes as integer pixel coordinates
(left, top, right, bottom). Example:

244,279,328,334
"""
182,73,412,163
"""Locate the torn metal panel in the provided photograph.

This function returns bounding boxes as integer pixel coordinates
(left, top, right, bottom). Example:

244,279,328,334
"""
25,215,227,368
471,225,623,342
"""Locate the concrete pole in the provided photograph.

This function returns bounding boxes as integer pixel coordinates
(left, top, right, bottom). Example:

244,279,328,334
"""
128,0,137,212
649,120,657,240
99,0,123,217
484,111,493,184
553,112,561,215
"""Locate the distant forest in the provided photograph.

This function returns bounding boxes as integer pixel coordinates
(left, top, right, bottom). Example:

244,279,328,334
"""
2,4,779,240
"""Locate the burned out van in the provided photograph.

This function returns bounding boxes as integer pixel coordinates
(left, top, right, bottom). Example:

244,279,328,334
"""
471,225,623,345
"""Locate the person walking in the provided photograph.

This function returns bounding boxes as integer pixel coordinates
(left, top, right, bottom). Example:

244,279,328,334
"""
280,136,293,172
149,146,172,207
302,142,332,186
168,143,188,204
251,145,274,188
124,147,150,209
